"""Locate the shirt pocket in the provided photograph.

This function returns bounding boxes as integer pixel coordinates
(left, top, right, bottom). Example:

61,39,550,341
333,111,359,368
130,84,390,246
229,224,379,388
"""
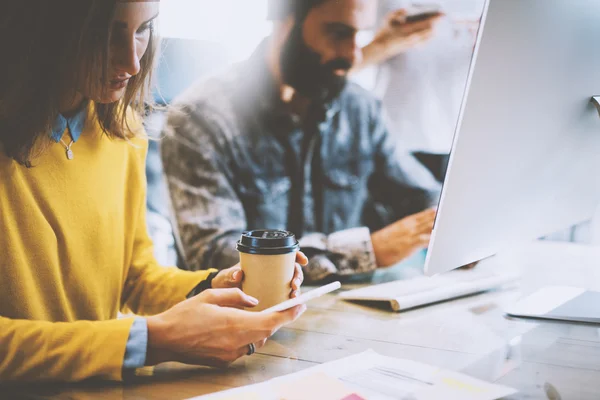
322,157,373,190
321,156,374,232
238,175,291,229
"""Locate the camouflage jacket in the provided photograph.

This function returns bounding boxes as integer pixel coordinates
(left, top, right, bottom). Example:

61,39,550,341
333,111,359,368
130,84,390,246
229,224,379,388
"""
160,42,441,281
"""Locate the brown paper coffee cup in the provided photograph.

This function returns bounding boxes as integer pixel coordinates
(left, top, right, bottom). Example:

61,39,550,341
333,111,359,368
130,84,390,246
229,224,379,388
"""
237,230,299,312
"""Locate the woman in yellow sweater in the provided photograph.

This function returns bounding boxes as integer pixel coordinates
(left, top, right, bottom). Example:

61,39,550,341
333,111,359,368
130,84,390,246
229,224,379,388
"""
0,0,306,383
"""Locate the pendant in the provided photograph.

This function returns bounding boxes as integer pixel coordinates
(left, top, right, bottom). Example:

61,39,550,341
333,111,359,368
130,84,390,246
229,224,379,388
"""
66,149,74,160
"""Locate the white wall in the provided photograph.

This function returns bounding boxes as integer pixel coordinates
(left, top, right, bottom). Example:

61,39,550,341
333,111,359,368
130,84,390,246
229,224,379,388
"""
159,0,273,63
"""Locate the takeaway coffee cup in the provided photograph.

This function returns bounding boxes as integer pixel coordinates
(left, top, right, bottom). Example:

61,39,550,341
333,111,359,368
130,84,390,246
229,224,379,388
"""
237,230,299,312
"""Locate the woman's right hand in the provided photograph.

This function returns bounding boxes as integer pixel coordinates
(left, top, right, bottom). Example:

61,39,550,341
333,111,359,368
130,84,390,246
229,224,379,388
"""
145,288,306,367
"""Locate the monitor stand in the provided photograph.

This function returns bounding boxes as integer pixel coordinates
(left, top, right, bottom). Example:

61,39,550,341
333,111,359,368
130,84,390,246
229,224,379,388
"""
590,96,600,118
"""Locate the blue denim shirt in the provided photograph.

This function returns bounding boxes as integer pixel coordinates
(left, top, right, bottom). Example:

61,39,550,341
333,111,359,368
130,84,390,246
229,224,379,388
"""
161,41,442,281
52,109,148,371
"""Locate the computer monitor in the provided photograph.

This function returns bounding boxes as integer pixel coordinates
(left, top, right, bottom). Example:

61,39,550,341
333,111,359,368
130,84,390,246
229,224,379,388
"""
424,0,600,276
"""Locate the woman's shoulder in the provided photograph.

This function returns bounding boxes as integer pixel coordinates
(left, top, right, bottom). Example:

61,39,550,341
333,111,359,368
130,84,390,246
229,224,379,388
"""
126,108,151,150
87,104,150,161
88,101,147,138
125,107,146,137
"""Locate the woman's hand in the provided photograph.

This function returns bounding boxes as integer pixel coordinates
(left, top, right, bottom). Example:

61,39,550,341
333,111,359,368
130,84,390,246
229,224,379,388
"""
145,288,306,367
211,251,307,298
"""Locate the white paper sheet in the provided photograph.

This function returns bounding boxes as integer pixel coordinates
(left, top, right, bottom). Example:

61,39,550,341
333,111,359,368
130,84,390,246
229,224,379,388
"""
189,350,517,400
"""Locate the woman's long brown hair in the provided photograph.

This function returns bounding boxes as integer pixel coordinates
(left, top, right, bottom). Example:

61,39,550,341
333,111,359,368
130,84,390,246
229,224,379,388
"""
0,0,157,166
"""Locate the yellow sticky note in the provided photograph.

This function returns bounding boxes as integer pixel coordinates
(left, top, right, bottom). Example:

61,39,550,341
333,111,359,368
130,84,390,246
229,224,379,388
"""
442,377,486,393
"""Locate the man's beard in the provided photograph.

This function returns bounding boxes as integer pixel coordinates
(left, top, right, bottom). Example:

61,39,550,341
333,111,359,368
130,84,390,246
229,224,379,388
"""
279,21,351,104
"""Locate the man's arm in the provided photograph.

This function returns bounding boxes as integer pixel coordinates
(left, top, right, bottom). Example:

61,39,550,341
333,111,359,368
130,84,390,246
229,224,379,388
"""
370,101,442,221
297,101,442,279
347,99,441,268
351,9,442,73
160,106,246,272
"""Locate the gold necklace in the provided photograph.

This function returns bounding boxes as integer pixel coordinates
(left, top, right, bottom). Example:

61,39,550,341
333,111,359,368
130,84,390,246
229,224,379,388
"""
59,136,75,160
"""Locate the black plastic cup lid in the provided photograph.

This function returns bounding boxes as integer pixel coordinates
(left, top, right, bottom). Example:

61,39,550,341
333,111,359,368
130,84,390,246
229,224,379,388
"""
236,230,299,255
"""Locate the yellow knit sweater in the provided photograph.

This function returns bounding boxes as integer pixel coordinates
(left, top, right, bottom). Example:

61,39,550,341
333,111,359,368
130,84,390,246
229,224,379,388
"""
0,111,214,382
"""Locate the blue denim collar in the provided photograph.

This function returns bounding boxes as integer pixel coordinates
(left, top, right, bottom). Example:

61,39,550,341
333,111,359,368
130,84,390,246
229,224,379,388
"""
50,104,88,143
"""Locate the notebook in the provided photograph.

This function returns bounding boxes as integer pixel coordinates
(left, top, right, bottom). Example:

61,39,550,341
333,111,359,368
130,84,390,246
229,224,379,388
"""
505,286,600,323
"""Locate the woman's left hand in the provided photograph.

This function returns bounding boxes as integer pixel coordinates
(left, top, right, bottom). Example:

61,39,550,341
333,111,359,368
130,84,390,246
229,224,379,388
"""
211,251,307,298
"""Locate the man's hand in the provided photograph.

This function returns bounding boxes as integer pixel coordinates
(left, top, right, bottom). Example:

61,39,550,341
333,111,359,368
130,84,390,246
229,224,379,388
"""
354,9,443,72
459,261,478,270
211,251,307,298
375,9,443,56
371,208,436,268
145,288,306,367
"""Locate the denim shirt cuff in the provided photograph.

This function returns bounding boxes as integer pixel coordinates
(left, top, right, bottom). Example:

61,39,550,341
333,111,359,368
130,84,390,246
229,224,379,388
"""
327,227,377,274
123,317,148,370
300,227,377,281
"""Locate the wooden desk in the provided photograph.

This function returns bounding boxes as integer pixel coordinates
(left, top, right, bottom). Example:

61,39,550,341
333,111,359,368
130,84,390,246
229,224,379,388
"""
7,241,600,400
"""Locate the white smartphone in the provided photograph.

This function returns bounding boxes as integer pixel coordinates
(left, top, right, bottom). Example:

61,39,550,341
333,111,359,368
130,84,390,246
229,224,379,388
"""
261,281,342,313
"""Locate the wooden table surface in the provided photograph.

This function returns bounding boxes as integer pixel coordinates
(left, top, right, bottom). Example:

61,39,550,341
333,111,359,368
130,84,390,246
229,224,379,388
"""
7,241,600,400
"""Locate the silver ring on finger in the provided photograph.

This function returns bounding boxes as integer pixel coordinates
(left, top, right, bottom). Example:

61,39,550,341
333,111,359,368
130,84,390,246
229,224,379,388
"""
246,342,256,356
